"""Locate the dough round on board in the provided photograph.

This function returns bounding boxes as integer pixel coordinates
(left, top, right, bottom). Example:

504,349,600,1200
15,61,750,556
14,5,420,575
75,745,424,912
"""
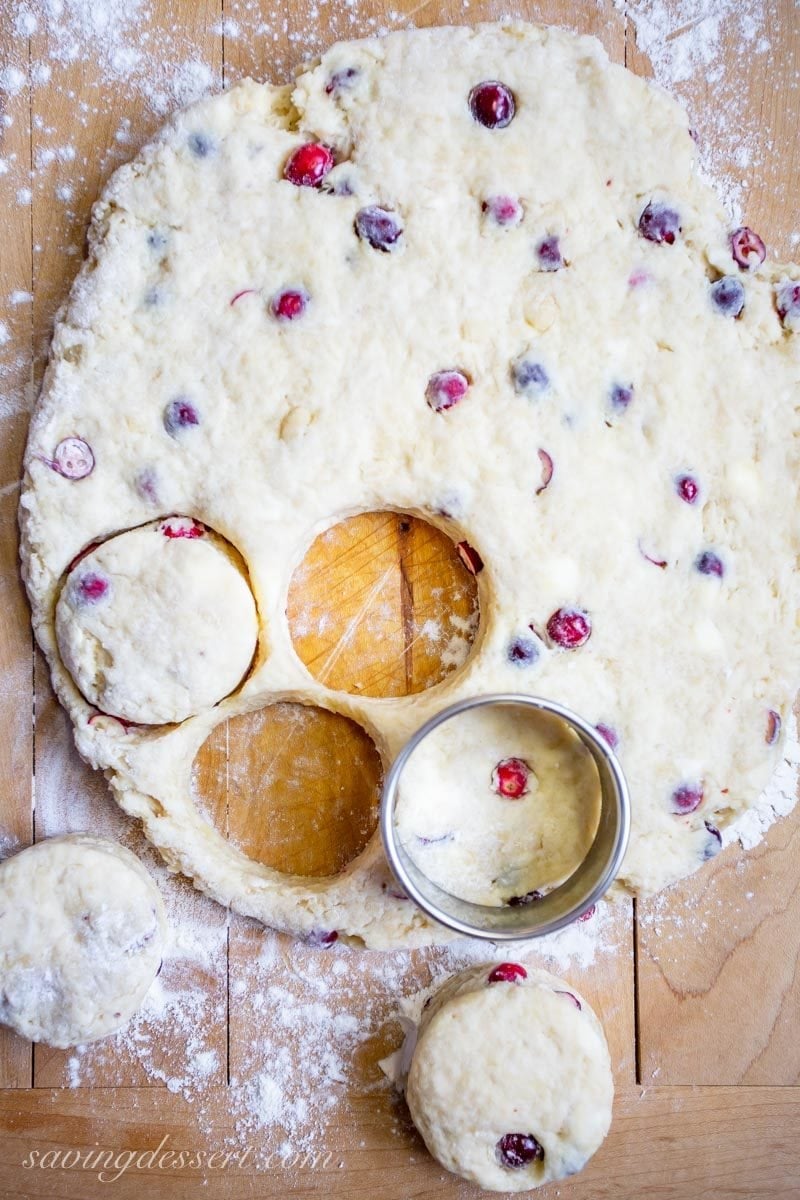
405,963,613,1191
55,517,258,725
19,21,800,948
0,835,168,1047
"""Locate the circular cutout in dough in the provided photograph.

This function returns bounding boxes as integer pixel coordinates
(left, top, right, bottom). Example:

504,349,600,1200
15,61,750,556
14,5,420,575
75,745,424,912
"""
405,963,613,1191
0,834,168,1048
55,518,258,726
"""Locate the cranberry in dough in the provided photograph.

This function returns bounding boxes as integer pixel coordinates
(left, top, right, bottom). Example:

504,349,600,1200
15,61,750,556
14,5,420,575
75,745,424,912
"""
19,21,800,947
403,964,613,1190
55,519,258,725
0,835,167,1048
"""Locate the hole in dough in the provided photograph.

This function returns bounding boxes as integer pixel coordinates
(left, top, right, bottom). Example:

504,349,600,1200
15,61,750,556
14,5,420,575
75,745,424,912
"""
192,701,383,878
286,511,480,698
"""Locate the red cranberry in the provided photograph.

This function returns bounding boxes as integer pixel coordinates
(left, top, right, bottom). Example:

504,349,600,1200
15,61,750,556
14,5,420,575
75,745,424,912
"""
161,518,204,540
496,1133,544,1169
77,573,109,603
703,821,722,859
731,227,766,269
468,81,515,129
270,287,309,322
555,990,581,1010
595,723,619,750
492,757,530,799
163,397,200,436
482,195,523,227
512,358,549,396
535,235,563,272
507,636,539,667
507,890,543,907
456,540,483,575
306,930,338,947
676,474,699,504
536,449,553,495
695,550,724,578
610,383,634,411
487,962,527,985
546,607,591,649
325,67,359,95
578,904,596,922
354,206,403,252
230,288,258,306
638,202,681,245
283,142,334,188
710,276,745,318
426,369,470,413
671,783,703,814
776,280,800,328
766,709,781,745
50,437,94,480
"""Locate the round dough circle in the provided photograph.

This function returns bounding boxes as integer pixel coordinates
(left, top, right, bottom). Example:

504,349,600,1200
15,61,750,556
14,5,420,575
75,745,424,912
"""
19,21,800,947
55,518,258,725
405,964,613,1191
0,835,168,1047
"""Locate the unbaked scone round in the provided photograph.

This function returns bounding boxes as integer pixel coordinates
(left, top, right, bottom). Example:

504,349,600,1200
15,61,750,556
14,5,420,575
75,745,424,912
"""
55,517,258,725
404,963,613,1191
19,21,800,947
0,834,167,1047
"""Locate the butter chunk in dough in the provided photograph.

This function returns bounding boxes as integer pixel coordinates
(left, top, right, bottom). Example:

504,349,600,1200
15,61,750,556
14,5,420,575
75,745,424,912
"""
405,964,613,1191
55,518,258,726
0,835,168,1048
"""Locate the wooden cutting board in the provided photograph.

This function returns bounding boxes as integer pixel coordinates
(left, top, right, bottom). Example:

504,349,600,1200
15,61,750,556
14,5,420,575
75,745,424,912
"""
1,2,799,1197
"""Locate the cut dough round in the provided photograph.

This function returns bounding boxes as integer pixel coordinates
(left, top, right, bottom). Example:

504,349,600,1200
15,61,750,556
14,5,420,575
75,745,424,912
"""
395,705,601,905
19,21,800,947
405,963,613,1191
55,518,258,725
0,835,168,1047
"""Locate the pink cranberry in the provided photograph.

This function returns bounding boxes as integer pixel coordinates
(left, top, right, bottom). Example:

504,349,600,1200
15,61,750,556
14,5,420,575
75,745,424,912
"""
456,540,483,575
638,202,681,245
578,904,596,922
555,990,582,1010
546,607,591,649
163,397,200,436
283,142,334,188
488,962,527,984
766,709,781,746
426,369,470,413
676,474,699,504
671,783,704,814
628,267,652,288
507,635,539,667
710,276,745,318
230,288,258,306
610,383,634,411
639,543,668,570
468,81,516,129
695,550,724,578
596,723,619,750
776,281,800,328
87,710,136,733
270,287,309,322
536,449,553,495
496,1133,544,1169
483,195,523,227
507,889,543,907
306,930,338,947
703,821,722,860
77,573,109,603
50,437,95,480
325,67,359,95
731,227,766,270
535,235,563,271
135,467,159,504
354,206,403,252
492,757,530,799
161,518,204,540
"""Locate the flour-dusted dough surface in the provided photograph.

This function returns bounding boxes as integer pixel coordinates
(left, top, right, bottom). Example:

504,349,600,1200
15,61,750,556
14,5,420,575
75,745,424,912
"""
396,705,601,905
19,22,800,948
55,517,258,725
405,963,613,1190
0,835,167,1047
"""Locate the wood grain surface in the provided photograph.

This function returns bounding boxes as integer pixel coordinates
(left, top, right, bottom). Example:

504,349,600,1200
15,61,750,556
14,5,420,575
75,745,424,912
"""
0,1,798,1197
